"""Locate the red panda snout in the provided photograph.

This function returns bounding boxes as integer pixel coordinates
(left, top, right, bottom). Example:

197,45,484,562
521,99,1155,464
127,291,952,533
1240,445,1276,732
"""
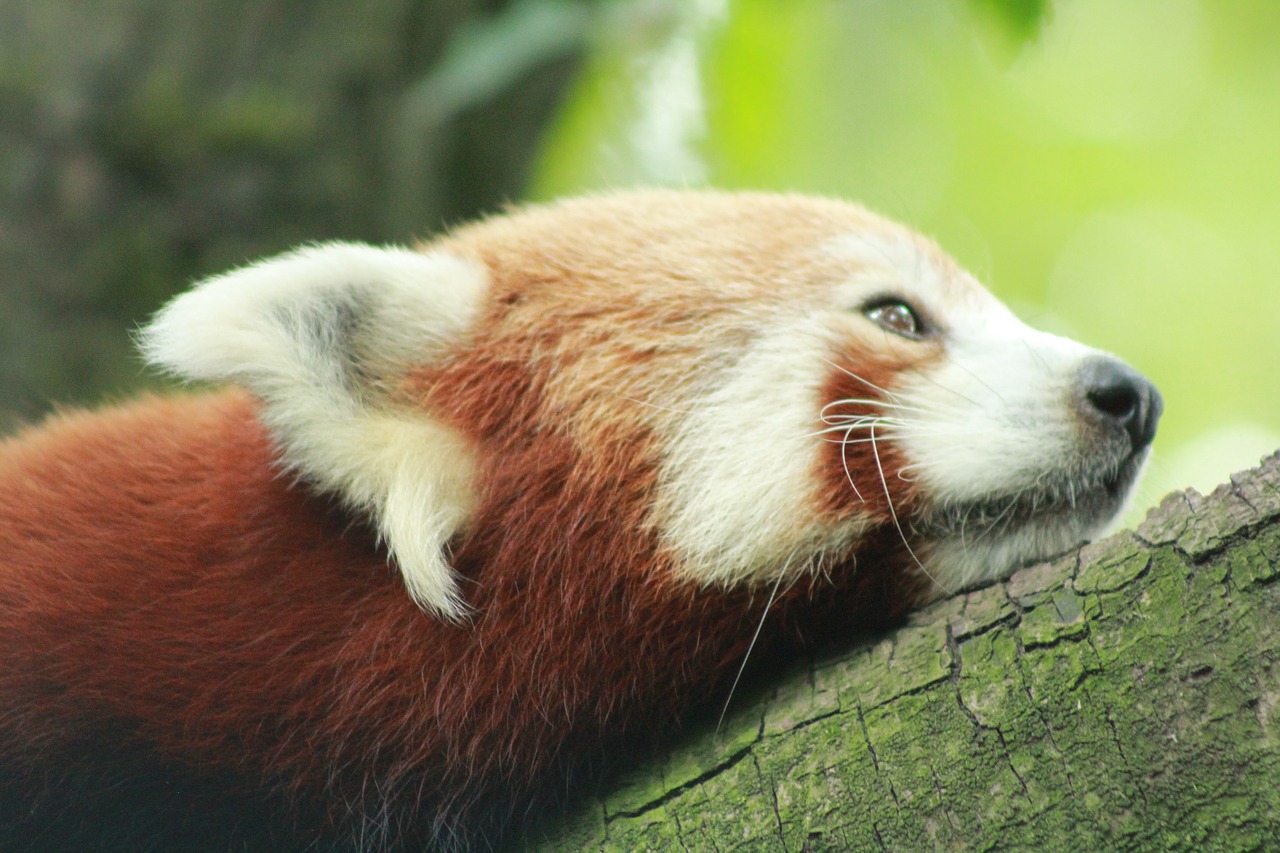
1076,355,1163,453
824,239,1164,593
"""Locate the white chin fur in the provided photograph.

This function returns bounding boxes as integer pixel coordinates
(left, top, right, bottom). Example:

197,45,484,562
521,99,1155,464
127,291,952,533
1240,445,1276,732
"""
918,511,1097,595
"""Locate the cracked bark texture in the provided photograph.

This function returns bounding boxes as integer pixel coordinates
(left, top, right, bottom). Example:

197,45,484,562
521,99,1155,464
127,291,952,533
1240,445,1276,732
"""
534,451,1280,851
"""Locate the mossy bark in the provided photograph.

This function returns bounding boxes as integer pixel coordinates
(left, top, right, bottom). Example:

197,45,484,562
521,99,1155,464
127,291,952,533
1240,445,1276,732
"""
537,452,1280,851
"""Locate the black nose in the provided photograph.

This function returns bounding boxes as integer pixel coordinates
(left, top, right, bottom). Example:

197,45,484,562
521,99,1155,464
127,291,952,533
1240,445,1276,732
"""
1078,358,1163,451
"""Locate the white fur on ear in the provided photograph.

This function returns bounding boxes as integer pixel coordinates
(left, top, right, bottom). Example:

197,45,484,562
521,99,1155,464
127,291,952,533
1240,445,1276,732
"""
140,243,488,621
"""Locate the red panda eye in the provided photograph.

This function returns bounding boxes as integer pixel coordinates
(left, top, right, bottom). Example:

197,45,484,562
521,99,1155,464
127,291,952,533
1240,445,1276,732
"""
864,300,925,339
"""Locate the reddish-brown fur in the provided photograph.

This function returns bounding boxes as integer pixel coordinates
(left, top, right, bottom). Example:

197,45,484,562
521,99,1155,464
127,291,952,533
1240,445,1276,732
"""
811,340,930,522
0,193,933,850
0,394,915,849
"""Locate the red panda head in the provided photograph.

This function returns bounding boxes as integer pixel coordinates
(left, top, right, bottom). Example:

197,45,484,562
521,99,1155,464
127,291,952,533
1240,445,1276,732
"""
142,189,1161,621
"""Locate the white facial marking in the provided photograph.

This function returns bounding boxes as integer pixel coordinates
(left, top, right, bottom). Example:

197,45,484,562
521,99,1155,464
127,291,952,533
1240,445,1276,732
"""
657,318,872,587
895,315,1092,505
826,229,953,307
141,243,487,620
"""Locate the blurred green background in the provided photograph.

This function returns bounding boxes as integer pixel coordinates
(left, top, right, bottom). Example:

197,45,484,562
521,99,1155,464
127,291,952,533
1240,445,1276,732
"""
2,0,1277,521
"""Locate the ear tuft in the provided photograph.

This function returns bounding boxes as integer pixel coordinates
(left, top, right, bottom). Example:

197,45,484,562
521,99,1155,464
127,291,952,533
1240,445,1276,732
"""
140,242,488,621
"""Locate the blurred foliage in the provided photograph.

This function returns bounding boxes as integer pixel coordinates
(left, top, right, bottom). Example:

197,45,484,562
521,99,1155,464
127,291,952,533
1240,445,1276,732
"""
0,0,586,430
972,0,1050,45
533,0,1280,514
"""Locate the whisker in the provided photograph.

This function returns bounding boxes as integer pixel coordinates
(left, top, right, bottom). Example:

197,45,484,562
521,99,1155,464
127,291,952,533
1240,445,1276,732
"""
839,425,867,503
820,360,902,403
717,568,787,734
813,420,907,436
818,413,910,427
816,434,896,446
821,397,929,415
868,424,953,596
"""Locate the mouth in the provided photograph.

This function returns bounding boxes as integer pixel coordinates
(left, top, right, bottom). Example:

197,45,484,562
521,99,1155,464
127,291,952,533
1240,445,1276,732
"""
912,448,1150,557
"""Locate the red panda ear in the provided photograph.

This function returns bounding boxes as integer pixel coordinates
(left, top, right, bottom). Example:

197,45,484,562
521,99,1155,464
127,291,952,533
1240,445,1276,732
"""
139,243,488,621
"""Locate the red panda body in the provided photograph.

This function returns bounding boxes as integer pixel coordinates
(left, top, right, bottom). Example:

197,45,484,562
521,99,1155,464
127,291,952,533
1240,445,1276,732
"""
0,191,1161,851
0,389,909,850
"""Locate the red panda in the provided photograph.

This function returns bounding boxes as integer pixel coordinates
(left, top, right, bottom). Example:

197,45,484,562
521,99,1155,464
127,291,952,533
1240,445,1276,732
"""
0,190,1161,851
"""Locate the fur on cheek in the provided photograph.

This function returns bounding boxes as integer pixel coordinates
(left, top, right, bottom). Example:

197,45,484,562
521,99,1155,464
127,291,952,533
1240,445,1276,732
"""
812,341,932,525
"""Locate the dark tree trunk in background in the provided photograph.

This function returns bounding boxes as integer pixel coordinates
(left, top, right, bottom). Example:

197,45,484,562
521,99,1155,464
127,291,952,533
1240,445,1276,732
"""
530,453,1280,851
0,0,588,429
